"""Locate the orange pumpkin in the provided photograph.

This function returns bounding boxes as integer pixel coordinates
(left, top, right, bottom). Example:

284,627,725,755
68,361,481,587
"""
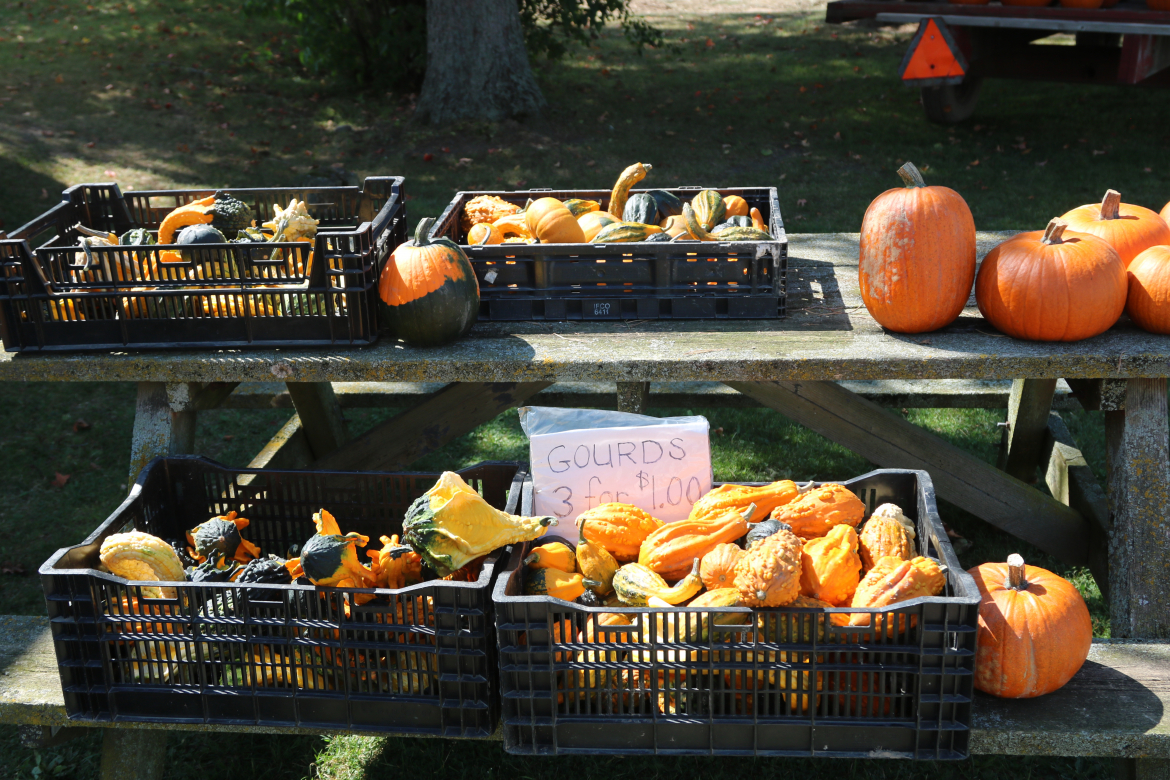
975,218,1126,342
859,162,976,333
1126,245,1170,334
526,197,585,244
700,543,743,590
1060,190,1170,269
968,554,1092,699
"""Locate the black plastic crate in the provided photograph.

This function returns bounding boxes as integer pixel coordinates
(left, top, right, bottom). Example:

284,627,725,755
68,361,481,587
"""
0,177,406,352
493,469,979,758
431,187,786,321
40,456,522,737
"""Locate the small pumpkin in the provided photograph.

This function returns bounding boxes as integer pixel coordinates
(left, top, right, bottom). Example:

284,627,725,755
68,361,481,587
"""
460,194,519,233
690,480,799,523
575,503,663,561
578,210,619,241
377,218,480,348
722,195,750,218
608,163,653,218
524,542,575,572
467,223,502,246
859,162,976,334
563,198,600,217
622,193,660,225
700,543,743,590
591,221,664,243
576,518,620,595
769,484,866,539
734,525,803,607
526,197,585,244
799,524,862,606
968,554,1092,698
1060,189,1170,268
691,190,727,231
974,218,1126,342
648,190,684,218
1125,245,1170,334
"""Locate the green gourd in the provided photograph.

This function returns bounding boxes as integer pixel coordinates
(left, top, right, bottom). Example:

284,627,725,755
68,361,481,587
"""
711,216,753,232
649,190,684,218
622,193,659,225
691,190,727,231
745,519,788,550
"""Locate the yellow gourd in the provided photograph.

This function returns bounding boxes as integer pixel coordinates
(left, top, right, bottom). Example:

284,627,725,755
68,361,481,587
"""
608,162,653,218
576,519,620,595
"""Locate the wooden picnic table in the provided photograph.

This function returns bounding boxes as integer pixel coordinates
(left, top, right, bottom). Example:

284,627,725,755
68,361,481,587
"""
7,231,1170,777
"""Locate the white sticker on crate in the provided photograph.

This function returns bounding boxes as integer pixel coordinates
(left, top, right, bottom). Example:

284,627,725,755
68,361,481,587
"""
529,420,712,524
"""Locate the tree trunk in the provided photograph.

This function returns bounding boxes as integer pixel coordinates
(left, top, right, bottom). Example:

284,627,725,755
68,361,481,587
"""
415,0,546,124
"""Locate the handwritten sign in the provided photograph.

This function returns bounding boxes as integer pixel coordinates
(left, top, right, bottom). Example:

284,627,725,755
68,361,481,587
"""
530,420,712,524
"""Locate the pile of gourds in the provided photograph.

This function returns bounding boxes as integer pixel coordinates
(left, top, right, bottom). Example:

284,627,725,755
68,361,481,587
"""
859,162,1170,340
459,163,774,245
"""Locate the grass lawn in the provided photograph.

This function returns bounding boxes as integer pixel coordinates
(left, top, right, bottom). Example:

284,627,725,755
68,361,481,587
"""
0,0,1158,777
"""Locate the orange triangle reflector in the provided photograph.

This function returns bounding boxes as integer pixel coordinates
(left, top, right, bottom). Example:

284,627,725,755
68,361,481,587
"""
900,19,967,82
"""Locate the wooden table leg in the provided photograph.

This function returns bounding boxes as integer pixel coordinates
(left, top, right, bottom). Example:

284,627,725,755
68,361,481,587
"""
128,382,197,487
998,378,1057,482
1103,378,1170,639
616,382,650,414
1116,758,1170,780
285,382,348,458
99,729,167,780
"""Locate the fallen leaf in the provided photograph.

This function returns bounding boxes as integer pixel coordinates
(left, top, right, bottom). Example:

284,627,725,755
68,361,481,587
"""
713,427,724,436
222,434,234,442
72,419,91,432
103,169,116,177
0,562,26,576
797,198,807,207
51,472,70,488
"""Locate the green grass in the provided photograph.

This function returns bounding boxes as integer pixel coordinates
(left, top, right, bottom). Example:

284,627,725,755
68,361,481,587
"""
0,0,1146,777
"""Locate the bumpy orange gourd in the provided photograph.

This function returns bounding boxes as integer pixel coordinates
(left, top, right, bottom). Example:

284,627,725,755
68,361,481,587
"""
969,554,1091,698
859,162,976,333
975,219,1126,342
700,543,743,590
526,197,585,244
858,505,916,571
800,524,862,606
461,194,519,233
575,503,663,562
366,534,423,589
639,504,753,580
1125,245,1170,335
770,484,865,539
690,480,800,523
1060,190,1170,269
848,556,945,632
734,526,803,607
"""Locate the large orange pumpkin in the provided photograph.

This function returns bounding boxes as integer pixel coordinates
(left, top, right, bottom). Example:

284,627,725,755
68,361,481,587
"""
975,219,1126,342
968,554,1092,699
1126,245,1170,334
1060,190,1170,269
859,162,976,333
377,218,480,347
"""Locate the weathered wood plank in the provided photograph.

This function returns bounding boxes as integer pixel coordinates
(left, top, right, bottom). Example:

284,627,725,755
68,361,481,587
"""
285,382,348,458
1,615,1166,755
615,382,650,413
1117,758,1170,780
1042,412,1112,601
128,382,195,486
1104,379,1170,639
246,414,313,470
190,381,240,411
1066,378,1128,412
727,379,1090,564
998,378,1058,483
312,382,552,472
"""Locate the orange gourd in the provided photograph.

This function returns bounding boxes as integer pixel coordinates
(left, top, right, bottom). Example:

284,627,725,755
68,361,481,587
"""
770,484,865,539
1126,245,1170,334
526,197,585,244
467,223,503,245
858,504,916,571
734,526,803,607
639,504,753,581
491,213,534,241
975,219,1126,342
848,556,945,633
1060,190,1170,269
661,214,694,239
968,554,1092,698
749,208,766,232
722,195,750,219
579,211,618,241
799,524,862,606
689,480,799,523
700,543,743,590
859,162,976,333
575,503,663,562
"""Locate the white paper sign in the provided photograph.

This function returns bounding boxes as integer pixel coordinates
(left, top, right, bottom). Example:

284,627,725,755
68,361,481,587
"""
530,420,712,524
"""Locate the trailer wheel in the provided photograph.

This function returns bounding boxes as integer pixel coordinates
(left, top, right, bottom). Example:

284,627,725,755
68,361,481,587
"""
920,78,982,124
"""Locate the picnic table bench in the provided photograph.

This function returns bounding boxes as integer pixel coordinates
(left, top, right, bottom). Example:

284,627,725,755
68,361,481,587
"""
4,231,1169,778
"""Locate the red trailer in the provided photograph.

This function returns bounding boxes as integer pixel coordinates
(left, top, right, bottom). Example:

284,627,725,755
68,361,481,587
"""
825,0,1170,122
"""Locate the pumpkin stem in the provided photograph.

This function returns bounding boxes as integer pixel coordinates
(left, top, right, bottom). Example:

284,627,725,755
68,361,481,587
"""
1007,553,1027,590
896,162,926,189
413,218,437,246
1041,219,1069,245
1099,190,1122,220
740,502,758,523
